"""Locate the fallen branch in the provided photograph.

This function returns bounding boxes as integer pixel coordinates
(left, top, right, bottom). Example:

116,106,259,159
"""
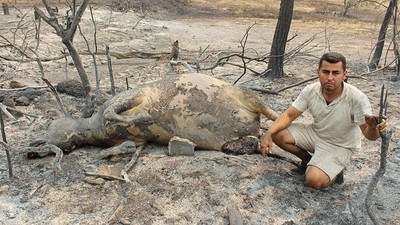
83,172,128,182
248,87,278,95
275,76,318,93
354,59,396,78
102,49,170,59
0,48,171,62
121,145,143,182
0,85,41,93
169,60,195,73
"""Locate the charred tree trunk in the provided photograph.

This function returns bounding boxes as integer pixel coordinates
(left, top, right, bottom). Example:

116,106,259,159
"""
63,40,91,99
2,3,9,15
368,0,396,70
393,1,400,76
63,40,94,117
264,0,294,79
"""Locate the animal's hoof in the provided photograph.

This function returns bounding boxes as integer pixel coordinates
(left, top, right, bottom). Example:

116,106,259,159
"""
221,136,259,155
98,141,136,159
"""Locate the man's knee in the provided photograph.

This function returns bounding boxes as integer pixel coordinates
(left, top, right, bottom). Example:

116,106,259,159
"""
306,176,326,190
305,166,331,190
271,129,293,145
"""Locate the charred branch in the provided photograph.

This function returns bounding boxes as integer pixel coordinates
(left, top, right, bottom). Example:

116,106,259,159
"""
106,45,116,96
41,78,71,117
0,109,13,179
234,23,257,84
365,85,391,225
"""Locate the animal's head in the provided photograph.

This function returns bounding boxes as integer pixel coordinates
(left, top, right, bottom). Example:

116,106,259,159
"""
47,117,84,150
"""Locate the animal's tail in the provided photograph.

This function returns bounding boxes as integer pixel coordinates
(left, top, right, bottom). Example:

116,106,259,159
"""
241,88,279,121
260,104,279,121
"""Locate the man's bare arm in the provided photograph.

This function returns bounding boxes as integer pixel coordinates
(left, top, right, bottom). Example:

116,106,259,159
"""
260,106,303,157
360,115,387,141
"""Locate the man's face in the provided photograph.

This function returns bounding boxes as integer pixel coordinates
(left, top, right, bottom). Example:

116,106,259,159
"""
317,60,347,93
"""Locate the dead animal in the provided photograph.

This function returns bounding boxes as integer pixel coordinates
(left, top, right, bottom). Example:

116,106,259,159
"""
29,73,278,158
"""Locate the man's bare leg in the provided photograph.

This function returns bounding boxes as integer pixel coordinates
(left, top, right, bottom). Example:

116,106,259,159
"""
306,166,338,190
272,129,312,164
271,129,341,190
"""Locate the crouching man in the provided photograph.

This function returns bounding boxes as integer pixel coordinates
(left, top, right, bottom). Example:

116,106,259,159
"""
260,52,387,190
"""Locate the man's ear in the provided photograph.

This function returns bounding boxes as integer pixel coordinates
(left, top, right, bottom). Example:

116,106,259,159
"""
343,70,348,82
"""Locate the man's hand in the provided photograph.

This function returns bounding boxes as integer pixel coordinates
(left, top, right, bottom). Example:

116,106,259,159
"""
260,133,273,158
364,115,387,132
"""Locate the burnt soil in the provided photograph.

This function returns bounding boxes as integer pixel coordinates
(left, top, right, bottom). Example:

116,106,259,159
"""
0,1,399,224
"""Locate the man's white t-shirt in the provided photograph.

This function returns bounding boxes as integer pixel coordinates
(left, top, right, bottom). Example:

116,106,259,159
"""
292,82,372,151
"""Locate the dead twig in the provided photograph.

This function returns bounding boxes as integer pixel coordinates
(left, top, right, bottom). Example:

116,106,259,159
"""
0,103,17,122
41,78,70,117
79,5,100,105
194,45,209,72
234,22,257,84
83,172,128,182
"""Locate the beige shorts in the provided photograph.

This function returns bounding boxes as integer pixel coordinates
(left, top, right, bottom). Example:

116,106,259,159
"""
287,123,353,180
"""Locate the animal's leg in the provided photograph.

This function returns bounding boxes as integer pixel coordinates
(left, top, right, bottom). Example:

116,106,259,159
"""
23,144,64,173
103,94,153,124
98,141,137,159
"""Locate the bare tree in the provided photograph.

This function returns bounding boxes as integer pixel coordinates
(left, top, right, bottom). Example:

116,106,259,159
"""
368,0,396,70
342,0,372,16
34,0,95,118
264,0,294,79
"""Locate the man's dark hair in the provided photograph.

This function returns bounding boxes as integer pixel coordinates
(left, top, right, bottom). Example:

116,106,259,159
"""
319,52,346,71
